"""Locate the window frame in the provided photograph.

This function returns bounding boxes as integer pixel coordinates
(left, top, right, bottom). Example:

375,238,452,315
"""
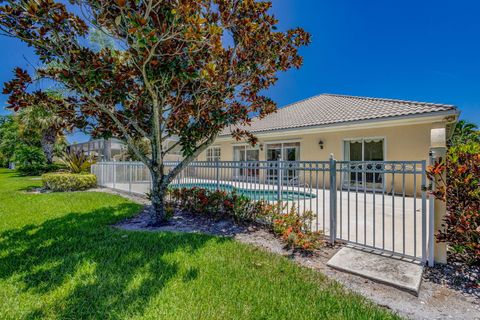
206,146,221,162
265,141,301,161
342,137,386,162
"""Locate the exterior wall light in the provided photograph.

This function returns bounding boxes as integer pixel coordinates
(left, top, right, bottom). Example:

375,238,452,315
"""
259,144,264,151
319,140,324,150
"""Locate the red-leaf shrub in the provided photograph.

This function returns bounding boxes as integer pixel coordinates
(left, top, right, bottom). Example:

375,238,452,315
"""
427,144,480,264
168,187,265,223
272,205,324,251
167,187,324,251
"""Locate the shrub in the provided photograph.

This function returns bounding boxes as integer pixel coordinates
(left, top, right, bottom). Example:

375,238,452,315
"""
271,205,324,251
167,187,324,251
427,143,480,264
168,187,267,223
60,149,96,173
14,145,47,176
42,173,97,192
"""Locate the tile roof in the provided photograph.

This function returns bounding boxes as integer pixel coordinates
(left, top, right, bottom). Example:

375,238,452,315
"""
221,93,457,136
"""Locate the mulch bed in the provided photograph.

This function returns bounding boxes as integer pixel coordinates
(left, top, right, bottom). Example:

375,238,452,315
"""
423,255,480,299
115,205,252,236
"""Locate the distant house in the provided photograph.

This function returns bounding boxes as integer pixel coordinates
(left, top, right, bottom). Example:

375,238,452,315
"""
68,137,183,162
68,138,127,161
196,94,459,192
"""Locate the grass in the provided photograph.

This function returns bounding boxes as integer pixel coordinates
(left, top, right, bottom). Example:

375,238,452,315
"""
0,169,400,319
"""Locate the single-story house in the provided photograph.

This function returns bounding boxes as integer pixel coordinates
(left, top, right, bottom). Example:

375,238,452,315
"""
196,93,459,194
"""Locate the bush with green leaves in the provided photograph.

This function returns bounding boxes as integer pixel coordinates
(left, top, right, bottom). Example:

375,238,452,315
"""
42,173,97,192
14,145,47,176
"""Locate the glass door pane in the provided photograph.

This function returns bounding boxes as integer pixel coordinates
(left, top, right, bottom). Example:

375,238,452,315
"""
346,141,363,188
283,145,299,181
364,140,384,189
349,141,363,161
266,144,282,161
234,146,246,178
266,144,282,181
246,149,259,178
246,149,259,161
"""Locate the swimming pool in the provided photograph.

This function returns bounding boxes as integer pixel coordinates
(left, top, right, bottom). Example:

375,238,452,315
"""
169,182,316,201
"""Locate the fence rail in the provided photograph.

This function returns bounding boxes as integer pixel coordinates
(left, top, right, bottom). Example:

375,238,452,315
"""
92,157,432,263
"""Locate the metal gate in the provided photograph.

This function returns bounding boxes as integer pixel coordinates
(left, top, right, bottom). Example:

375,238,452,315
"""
328,157,431,264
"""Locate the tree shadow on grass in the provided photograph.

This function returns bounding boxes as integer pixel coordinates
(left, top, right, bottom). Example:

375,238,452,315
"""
0,203,226,319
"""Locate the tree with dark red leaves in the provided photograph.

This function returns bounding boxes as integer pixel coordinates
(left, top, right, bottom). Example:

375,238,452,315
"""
0,0,310,224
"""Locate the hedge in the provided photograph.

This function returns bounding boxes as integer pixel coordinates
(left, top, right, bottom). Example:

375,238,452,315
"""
42,173,97,192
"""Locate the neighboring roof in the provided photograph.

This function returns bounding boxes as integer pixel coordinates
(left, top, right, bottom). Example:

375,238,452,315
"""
221,93,458,136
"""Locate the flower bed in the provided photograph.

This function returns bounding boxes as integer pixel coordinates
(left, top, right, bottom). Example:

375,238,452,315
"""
167,187,324,251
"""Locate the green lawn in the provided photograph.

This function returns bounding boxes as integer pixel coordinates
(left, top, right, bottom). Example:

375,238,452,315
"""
0,169,399,319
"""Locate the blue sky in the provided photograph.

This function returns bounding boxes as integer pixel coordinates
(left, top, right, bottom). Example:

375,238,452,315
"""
1,0,479,143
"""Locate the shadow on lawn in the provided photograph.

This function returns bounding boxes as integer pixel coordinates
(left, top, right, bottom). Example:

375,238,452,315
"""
0,203,226,319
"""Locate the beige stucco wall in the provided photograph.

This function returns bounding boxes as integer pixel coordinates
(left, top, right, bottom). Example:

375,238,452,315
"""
196,121,445,195
296,123,432,162
201,122,435,161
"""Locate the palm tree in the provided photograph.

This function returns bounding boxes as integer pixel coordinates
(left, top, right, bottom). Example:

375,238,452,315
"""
16,94,65,164
449,120,479,147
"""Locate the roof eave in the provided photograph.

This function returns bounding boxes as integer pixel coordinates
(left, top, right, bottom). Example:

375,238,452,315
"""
218,109,459,140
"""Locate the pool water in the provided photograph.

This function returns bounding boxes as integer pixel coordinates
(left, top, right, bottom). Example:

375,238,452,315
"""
169,183,316,201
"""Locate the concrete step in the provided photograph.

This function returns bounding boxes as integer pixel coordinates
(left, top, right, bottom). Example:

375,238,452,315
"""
327,246,423,296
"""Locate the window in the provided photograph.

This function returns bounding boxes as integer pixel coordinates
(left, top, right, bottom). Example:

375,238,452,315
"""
265,142,300,161
343,138,385,190
233,145,260,162
343,138,384,162
206,147,221,162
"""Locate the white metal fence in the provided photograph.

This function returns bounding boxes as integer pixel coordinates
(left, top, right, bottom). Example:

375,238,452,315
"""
92,157,434,264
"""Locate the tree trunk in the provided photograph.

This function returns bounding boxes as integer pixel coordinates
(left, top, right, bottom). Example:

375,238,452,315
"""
146,133,218,225
41,129,57,165
149,170,168,226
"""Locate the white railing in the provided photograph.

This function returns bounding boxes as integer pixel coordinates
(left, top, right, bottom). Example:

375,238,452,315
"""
91,157,432,264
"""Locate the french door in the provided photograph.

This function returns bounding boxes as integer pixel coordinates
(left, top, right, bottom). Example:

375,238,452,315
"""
344,138,385,190
233,146,260,179
266,142,300,183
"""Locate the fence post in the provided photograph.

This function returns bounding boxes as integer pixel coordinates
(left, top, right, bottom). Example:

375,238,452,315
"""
421,160,428,265
430,127,447,265
429,148,447,266
277,157,282,201
216,159,220,190
128,164,132,193
329,154,337,244
177,161,182,186
112,163,116,190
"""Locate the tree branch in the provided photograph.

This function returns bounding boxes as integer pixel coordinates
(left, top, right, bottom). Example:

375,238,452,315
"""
163,133,218,186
